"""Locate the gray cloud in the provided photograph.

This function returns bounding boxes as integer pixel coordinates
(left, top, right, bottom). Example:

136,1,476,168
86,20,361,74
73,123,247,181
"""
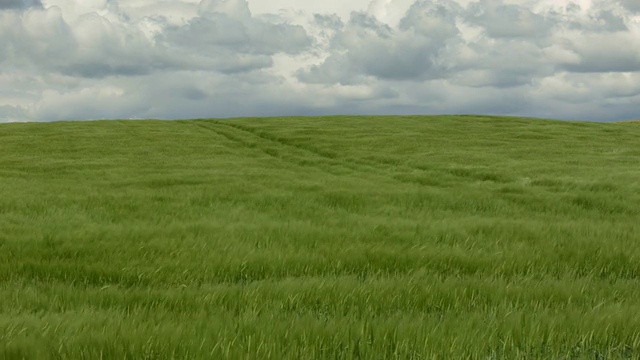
618,0,640,12
314,14,344,30
562,33,640,73
165,14,311,56
0,0,23,9
165,0,312,59
0,0,41,9
466,0,549,39
1,0,639,123
590,10,628,31
60,63,151,78
0,105,29,122
0,0,312,79
298,2,461,84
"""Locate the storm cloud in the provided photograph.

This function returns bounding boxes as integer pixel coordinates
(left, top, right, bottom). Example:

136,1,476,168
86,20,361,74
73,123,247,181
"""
1,0,639,122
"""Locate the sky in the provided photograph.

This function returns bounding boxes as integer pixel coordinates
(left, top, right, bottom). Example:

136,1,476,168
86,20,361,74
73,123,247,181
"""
0,0,639,122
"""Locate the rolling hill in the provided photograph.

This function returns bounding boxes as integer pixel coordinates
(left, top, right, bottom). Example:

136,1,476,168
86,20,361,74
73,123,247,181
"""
1,115,640,359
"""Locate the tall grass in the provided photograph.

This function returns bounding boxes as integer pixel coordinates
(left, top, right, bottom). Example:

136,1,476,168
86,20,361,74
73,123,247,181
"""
1,115,640,358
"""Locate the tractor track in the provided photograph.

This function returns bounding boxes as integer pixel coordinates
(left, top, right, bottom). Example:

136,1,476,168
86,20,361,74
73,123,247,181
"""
189,120,442,188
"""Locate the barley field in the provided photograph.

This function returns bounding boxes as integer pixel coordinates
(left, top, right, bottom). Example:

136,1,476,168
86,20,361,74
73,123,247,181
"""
1,116,640,359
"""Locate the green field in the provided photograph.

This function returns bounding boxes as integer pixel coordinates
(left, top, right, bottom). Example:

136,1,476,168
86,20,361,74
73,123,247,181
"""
1,115,640,359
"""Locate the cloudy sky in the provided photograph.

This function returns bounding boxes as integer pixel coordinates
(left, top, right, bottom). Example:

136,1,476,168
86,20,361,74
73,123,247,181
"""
1,0,639,122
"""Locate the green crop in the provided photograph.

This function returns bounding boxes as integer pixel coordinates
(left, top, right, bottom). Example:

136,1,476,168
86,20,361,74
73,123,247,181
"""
1,115,639,359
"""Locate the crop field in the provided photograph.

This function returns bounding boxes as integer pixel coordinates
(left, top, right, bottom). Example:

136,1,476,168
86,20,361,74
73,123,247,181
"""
1,115,640,359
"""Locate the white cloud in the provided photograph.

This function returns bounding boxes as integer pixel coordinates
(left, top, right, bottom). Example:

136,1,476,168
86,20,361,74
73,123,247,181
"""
0,0,639,122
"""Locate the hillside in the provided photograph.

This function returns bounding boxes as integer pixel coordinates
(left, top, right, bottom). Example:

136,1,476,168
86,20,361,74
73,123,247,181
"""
1,116,640,359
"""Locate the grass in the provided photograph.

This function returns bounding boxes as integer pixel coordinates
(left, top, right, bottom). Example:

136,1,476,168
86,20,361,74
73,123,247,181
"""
1,115,640,359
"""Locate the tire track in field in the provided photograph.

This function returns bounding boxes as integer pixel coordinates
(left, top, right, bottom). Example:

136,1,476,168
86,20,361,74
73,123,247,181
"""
213,122,464,187
190,121,261,152
189,121,284,163
216,121,406,172
192,120,462,188
211,121,395,177
220,122,340,161
190,121,360,177
192,120,442,187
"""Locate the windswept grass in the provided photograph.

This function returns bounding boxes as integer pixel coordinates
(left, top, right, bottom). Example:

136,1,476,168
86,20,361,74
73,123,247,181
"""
1,115,640,359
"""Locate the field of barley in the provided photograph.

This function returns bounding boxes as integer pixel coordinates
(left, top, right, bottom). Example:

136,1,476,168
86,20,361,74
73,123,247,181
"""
1,115,640,359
